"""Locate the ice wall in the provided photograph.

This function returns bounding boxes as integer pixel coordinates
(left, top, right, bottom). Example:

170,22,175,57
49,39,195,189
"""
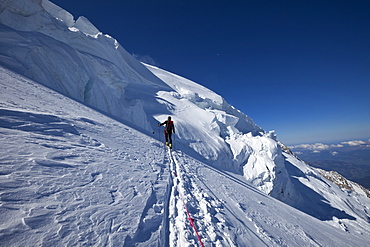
0,0,168,131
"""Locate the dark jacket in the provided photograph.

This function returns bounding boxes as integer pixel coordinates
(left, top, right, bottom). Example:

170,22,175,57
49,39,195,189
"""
159,120,175,134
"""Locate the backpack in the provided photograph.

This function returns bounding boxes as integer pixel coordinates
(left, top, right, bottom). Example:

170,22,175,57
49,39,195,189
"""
166,120,174,132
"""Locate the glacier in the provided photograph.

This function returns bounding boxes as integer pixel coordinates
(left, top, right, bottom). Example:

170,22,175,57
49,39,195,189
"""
0,0,369,246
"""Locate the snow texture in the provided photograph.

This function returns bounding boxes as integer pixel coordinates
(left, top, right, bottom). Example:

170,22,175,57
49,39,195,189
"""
0,0,369,246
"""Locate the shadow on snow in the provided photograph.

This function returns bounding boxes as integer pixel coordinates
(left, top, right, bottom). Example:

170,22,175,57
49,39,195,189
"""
284,159,356,221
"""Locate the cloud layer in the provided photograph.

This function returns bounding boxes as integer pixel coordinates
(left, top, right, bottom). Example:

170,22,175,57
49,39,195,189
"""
289,140,370,152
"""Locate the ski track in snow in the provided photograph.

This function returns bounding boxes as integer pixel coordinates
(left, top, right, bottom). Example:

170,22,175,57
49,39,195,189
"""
168,150,280,246
166,149,369,247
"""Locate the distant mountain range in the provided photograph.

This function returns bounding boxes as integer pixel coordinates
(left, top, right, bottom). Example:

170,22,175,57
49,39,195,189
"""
288,140,370,189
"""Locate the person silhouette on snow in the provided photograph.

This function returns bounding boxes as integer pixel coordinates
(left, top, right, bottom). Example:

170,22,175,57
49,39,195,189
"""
158,116,175,148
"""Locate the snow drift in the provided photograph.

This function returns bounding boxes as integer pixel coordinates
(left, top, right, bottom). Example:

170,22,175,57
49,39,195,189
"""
0,0,369,246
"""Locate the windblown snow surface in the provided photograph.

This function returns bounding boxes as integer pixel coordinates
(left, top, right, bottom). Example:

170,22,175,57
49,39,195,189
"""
0,1,369,246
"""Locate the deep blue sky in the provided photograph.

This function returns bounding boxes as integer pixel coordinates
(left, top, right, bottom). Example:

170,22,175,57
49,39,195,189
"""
51,0,370,145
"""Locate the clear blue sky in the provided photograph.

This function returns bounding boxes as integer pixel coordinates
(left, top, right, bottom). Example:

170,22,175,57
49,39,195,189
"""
51,0,370,145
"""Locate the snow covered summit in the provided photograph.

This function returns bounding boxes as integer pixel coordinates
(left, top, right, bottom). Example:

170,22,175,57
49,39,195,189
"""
0,0,369,246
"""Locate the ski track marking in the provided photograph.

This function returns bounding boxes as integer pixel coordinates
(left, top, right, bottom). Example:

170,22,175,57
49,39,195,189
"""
170,150,272,247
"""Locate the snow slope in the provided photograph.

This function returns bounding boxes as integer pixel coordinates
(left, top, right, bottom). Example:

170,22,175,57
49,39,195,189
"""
0,67,171,246
1,65,369,246
0,0,370,246
0,0,285,197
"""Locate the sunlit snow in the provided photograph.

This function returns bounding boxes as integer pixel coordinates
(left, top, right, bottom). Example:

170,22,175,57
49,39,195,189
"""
0,0,369,246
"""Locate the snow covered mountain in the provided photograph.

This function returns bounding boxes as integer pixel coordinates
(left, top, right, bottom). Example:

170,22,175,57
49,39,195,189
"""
0,0,369,246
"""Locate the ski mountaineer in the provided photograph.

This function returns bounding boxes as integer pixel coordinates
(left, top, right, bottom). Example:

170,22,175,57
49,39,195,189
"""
158,116,175,149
